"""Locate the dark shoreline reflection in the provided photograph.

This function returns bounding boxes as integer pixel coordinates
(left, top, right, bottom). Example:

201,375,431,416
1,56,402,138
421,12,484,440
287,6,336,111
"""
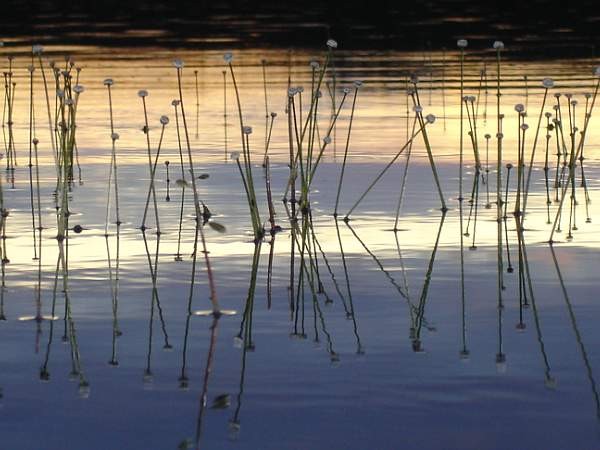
3,1,600,59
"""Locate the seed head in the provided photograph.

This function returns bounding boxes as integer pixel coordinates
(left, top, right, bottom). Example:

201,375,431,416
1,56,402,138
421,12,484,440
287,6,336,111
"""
326,39,338,49
542,78,554,89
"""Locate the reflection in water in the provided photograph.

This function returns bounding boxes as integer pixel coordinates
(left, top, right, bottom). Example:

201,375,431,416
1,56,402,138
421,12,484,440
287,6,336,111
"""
3,41,600,450
551,245,600,419
142,230,171,386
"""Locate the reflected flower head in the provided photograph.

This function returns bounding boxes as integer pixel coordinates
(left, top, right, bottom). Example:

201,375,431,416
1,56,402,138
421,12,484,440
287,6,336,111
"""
457,39,468,48
32,44,43,55
73,85,84,94
326,39,338,49
493,41,504,50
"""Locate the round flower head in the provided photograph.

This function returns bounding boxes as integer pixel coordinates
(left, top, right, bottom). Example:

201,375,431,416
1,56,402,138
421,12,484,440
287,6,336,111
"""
571,100,578,106
521,123,529,131
160,115,169,125
542,78,554,89
497,132,504,139
552,104,559,111
343,87,350,94
173,59,184,69
425,114,436,124
243,126,252,135
457,39,468,48
270,111,277,118
65,98,74,106
468,95,476,103
407,87,415,96
462,95,469,102
544,112,552,118
594,66,600,77
514,104,524,113
565,93,572,99
73,85,84,94
326,39,338,49
56,89,64,99
103,78,114,86
27,65,34,73
171,99,180,106
413,105,423,113
323,136,332,144
224,52,233,64
32,44,43,55
309,59,320,69
410,74,419,84
484,133,491,139
230,151,240,160
553,93,561,99
297,86,304,93
316,90,322,98
288,87,297,97
138,89,148,98
493,41,504,50
111,132,119,141
506,163,513,169
585,92,592,99
32,138,39,145
354,80,363,88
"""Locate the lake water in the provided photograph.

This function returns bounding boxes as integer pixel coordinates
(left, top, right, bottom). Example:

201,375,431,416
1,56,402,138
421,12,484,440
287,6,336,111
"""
1,42,600,449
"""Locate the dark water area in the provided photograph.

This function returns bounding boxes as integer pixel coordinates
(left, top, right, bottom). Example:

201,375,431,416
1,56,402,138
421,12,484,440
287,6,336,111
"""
2,0,600,58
